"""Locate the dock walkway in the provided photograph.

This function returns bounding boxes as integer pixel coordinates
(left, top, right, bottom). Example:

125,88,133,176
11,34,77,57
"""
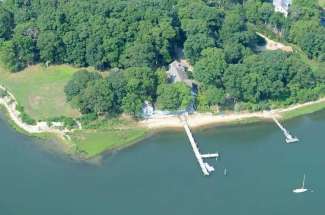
180,114,218,176
272,116,299,143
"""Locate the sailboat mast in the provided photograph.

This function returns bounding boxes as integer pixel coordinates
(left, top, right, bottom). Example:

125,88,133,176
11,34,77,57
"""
302,174,306,188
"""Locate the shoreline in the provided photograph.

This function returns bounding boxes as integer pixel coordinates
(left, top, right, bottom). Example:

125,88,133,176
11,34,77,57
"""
1,82,325,158
0,84,74,139
2,79,325,132
139,98,325,129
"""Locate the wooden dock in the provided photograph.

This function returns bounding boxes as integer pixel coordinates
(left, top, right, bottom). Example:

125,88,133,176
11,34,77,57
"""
181,114,219,176
272,116,299,143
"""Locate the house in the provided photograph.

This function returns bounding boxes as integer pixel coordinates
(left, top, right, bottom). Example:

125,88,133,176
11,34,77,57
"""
142,101,154,117
166,61,188,83
166,60,196,87
273,0,291,17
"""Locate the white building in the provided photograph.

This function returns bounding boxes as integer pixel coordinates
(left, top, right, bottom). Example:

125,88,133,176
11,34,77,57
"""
273,0,291,17
142,101,154,117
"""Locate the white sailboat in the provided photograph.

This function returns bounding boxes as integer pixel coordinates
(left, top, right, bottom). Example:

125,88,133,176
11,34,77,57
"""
293,174,308,193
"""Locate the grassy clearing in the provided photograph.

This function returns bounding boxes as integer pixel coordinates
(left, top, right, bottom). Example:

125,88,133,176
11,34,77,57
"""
319,0,325,8
0,65,80,120
0,64,149,159
71,128,148,158
281,100,325,120
70,117,148,158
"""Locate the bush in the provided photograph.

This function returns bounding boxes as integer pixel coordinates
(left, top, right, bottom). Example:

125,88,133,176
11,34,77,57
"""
0,88,8,98
234,102,271,112
79,113,98,124
15,104,37,125
16,104,24,112
21,112,36,125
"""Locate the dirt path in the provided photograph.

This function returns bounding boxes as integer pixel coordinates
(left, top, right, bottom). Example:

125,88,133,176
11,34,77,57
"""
256,32,293,52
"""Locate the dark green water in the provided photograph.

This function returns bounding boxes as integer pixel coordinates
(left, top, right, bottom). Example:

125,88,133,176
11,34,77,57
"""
1,111,325,215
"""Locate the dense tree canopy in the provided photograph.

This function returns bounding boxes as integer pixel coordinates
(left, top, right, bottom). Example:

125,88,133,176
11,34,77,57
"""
0,5,14,40
156,83,192,111
223,51,317,104
0,0,324,116
0,0,181,71
64,70,101,102
193,48,226,87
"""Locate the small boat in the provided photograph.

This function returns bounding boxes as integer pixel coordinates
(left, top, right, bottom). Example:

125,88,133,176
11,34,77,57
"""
293,174,308,193
204,162,215,173
285,131,299,144
224,168,227,176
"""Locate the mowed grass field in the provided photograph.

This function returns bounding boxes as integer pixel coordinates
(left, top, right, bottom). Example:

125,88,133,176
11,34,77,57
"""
0,64,148,158
319,0,325,8
71,128,148,158
0,65,80,120
281,101,325,120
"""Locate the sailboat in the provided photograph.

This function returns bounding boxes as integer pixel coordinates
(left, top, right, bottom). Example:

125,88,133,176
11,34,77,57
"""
293,174,308,193
224,168,227,176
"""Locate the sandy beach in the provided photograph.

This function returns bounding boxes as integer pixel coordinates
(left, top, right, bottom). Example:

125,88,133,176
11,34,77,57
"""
2,83,325,134
140,98,325,129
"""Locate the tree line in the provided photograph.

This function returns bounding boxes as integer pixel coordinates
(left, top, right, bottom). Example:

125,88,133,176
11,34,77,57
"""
0,0,324,116
64,68,192,117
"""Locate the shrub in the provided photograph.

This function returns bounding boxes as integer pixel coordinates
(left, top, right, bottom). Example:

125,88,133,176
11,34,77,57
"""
79,113,98,124
15,104,37,125
20,112,36,125
0,88,8,98
16,104,24,112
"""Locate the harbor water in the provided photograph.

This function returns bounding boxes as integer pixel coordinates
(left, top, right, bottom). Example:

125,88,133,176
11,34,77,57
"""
0,110,325,214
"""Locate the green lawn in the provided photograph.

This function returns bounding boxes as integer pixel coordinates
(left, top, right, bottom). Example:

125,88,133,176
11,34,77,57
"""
281,101,325,120
319,0,325,8
0,65,80,120
0,64,149,158
71,128,148,158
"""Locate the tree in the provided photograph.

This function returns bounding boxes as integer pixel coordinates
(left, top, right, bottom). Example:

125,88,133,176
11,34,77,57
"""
86,36,106,69
244,0,261,24
269,12,286,34
220,6,246,43
287,55,316,89
106,71,127,114
0,6,14,39
64,70,101,102
10,22,39,68
183,33,215,64
37,31,64,63
290,0,320,21
223,63,247,100
156,83,192,111
224,42,245,64
119,41,157,68
78,79,114,114
124,67,157,100
197,85,225,111
0,40,25,72
122,93,144,117
258,3,274,24
289,20,325,60
193,48,226,87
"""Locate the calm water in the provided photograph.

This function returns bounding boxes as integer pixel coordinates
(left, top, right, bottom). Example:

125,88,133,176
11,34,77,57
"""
1,111,325,215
